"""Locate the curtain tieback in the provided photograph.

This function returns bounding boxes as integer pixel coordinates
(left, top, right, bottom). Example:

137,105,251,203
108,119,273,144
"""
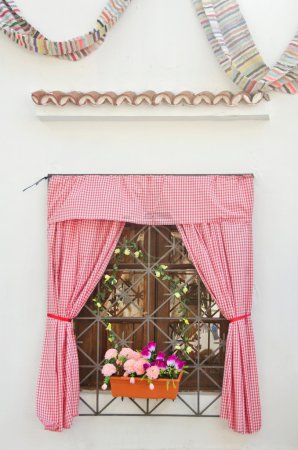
47,313,72,322
229,314,251,323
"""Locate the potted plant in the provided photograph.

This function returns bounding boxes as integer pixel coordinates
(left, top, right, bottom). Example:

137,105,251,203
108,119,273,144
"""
101,341,186,399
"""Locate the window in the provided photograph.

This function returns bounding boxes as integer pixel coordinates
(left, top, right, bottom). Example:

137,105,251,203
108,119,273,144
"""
74,224,229,416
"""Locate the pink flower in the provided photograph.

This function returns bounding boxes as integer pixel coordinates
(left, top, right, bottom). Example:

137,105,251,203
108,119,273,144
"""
156,352,166,361
146,365,160,380
134,358,147,375
131,351,142,360
130,377,135,384
155,359,167,369
149,383,155,390
123,359,136,374
141,346,151,359
104,349,118,360
166,355,177,367
101,363,117,377
147,341,156,352
175,359,186,371
102,383,108,390
119,348,135,359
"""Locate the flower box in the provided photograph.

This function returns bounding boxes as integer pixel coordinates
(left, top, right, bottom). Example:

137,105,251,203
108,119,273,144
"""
110,371,183,400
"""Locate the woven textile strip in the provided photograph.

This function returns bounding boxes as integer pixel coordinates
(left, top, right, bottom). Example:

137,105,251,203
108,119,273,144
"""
0,1,297,93
193,0,298,93
178,222,261,433
37,216,124,430
0,0,131,60
40,175,260,433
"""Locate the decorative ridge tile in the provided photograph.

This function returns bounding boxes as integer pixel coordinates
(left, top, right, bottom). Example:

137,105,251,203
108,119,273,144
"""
32,90,270,107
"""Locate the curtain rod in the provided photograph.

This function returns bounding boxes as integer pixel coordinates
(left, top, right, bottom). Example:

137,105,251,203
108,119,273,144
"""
47,173,254,177
23,173,254,192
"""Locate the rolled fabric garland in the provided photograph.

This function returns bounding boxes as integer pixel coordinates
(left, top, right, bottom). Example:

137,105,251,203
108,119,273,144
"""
0,0,297,93
193,0,269,93
193,0,298,93
0,0,132,60
262,32,298,93
193,0,268,92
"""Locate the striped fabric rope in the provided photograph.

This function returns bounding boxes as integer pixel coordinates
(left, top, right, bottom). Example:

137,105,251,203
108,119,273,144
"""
193,0,298,93
0,0,297,93
262,32,298,93
0,0,132,60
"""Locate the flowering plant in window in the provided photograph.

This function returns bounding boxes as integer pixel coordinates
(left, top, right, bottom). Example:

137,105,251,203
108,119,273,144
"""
101,341,186,393
93,238,192,396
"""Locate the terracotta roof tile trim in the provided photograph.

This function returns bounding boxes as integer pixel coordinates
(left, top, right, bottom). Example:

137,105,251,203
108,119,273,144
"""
32,90,270,107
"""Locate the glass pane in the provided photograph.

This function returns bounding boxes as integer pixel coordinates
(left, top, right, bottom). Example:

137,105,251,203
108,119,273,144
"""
101,270,147,318
154,226,193,265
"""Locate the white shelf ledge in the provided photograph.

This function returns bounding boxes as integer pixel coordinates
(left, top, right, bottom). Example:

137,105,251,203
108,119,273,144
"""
34,104,270,122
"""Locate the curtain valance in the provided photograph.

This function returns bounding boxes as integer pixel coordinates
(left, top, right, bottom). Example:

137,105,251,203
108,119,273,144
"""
48,175,254,225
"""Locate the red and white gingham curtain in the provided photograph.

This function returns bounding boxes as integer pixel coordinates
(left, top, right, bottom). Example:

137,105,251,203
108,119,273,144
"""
178,222,261,433
37,219,124,431
37,175,260,433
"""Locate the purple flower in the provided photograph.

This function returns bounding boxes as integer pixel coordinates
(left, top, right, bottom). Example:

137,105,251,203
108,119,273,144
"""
155,360,167,369
175,359,186,371
141,346,151,358
156,352,166,361
147,341,157,352
143,362,151,370
166,355,178,367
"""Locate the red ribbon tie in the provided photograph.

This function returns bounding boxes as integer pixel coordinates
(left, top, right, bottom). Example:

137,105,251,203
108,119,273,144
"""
47,313,72,322
229,314,250,323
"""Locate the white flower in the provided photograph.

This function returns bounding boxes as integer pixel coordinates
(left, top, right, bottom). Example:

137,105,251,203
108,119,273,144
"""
149,383,155,390
102,383,108,390
104,274,111,281
96,302,101,308
134,251,140,258
155,271,161,278
114,248,121,254
160,265,168,270
175,345,181,350
186,346,192,354
174,292,181,299
124,248,131,256
182,286,188,294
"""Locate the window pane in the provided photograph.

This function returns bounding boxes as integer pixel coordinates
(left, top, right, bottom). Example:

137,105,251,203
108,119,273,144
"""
74,224,229,414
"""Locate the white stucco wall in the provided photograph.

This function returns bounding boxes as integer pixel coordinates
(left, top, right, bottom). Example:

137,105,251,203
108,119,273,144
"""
1,1,298,449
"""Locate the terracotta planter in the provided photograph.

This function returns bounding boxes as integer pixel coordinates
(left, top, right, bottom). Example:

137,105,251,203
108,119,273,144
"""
110,372,183,400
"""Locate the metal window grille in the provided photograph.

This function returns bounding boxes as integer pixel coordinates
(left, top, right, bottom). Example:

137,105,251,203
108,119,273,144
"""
74,224,229,417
